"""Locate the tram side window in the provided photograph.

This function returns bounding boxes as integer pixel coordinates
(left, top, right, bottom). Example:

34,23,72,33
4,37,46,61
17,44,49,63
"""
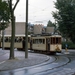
33,39,39,44
53,38,55,44
39,39,44,44
35,39,38,44
39,39,42,44
18,37,22,42
28,37,30,43
15,37,17,42
19,37,22,42
33,39,36,44
5,37,9,42
51,38,53,44
33,39,45,44
59,38,61,43
43,39,45,44
15,37,23,42
8,37,11,42
51,38,55,44
56,38,61,44
1,37,10,42
1,37,8,42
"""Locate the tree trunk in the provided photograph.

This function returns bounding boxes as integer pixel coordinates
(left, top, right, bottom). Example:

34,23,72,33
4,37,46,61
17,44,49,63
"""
9,0,19,59
2,30,5,50
9,4,15,59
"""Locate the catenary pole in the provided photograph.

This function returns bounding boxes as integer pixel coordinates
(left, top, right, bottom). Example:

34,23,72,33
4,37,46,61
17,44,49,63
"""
25,0,28,58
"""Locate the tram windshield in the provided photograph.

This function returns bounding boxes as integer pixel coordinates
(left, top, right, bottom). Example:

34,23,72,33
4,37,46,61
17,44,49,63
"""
51,37,61,44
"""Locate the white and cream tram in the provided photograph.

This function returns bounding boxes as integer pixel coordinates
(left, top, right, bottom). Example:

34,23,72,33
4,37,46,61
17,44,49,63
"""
30,34,62,54
0,34,62,54
0,35,31,50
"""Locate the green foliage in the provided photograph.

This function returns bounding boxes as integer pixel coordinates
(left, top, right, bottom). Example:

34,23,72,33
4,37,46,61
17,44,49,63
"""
0,0,10,30
47,20,56,27
0,22,9,30
52,0,75,43
62,41,75,49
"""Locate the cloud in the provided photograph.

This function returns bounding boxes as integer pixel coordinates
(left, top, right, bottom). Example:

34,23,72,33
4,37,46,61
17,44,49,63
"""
14,0,56,26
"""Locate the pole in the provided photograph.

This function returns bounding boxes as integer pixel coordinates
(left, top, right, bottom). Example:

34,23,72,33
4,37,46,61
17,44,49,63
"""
25,0,28,58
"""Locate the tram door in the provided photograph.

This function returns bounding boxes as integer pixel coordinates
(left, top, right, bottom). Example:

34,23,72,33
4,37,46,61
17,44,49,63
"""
46,38,50,51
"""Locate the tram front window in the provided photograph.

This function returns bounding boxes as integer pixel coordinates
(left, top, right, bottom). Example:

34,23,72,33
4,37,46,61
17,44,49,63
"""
51,37,61,44
56,38,59,44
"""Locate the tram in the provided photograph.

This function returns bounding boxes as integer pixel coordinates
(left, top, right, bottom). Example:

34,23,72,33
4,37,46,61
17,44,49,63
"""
0,35,31,49
30,34,62,54
0,34,62,54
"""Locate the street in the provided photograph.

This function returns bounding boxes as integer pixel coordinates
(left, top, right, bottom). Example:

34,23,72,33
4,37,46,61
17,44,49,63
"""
0,49,75,75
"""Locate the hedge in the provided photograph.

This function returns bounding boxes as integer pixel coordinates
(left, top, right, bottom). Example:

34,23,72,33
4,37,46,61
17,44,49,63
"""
62,41,75,49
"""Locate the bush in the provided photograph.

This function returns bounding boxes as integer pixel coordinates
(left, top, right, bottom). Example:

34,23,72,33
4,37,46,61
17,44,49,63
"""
62,41,75,49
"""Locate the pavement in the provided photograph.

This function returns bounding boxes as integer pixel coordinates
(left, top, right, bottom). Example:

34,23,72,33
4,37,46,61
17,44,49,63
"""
0,49,50,71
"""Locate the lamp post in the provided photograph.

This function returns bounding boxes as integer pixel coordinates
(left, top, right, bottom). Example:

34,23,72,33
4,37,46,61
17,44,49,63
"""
25,0,28,58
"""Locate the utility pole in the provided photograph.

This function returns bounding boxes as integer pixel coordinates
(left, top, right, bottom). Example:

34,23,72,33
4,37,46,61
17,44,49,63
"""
25,0,28,58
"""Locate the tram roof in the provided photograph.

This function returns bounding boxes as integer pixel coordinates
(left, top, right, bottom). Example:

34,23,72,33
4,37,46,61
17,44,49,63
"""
0,34,31,37
31,33,61,37
51,34,61,37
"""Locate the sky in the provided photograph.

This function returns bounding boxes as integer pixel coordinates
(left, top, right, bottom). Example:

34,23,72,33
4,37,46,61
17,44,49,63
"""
13,0,56,26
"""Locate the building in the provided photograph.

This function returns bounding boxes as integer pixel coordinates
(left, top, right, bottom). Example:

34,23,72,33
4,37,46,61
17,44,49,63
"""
46,27,54,34
33,24,44,34
3,22,55,35
4,22,25,35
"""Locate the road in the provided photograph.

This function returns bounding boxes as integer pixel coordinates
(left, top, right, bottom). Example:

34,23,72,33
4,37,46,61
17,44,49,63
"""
0,50,75,75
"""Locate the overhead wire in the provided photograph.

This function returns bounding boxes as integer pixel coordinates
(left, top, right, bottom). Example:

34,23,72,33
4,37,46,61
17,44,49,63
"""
28,3,53,24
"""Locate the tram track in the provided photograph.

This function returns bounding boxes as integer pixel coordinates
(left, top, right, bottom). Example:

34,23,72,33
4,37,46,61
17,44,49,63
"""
5,55,69,75
0,51,72,75
24,56,57,69
28,55,70,75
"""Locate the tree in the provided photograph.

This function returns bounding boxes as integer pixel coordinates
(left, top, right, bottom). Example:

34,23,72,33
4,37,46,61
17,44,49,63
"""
0,0,10,29
47,20,55,27
47,20,57,34
0,0,10,49
9,0,19,59
52,0,75,43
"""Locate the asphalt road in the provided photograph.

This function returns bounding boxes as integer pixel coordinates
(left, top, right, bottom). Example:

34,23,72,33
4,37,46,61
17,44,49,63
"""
0,49,75,75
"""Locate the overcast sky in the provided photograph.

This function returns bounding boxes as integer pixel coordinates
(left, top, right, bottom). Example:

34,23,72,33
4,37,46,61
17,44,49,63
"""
13,0,56,26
